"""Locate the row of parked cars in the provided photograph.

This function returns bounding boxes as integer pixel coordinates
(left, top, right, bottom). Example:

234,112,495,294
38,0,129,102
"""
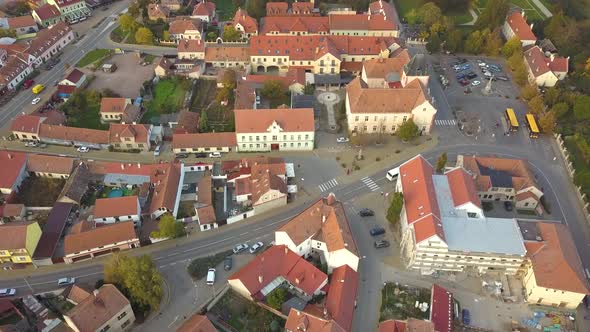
176,152,223,159
0,277,75,298
206,241,266,286
451,58,509,88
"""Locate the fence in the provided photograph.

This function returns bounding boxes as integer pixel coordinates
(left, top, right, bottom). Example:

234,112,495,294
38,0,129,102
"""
554,134,590,223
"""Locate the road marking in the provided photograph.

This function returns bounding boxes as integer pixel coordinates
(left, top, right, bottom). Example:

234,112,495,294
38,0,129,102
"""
168,315,179,328
240,232,249,236
318,178,338,192
361,177,380,191
434,119,457,126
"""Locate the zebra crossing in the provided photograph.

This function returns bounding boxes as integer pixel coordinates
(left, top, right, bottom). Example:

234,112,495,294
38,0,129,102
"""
361,177,380,191
318,179,338,192
435,119,457,126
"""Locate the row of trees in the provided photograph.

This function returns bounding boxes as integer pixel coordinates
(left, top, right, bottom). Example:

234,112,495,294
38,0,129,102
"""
119,14,154,45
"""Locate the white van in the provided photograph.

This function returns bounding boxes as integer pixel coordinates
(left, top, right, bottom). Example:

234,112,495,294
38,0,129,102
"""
206,268,216,285
386,167,400,182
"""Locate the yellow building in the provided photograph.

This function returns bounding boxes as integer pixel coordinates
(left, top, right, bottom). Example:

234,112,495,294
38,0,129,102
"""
522,222,590,309
0,222,42,265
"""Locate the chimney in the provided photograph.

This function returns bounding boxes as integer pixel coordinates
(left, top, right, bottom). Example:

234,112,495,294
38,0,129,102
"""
368,14,371,20
120,163,124,170
258,275,263,284
530,23,534,30
322,215,326,223
7,153,12,159
284,246,288,254
93,289,99,297
323,307,329,319
550,53,555,62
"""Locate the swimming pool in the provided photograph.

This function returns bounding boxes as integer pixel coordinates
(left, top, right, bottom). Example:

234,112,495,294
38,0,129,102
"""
108,189,124,198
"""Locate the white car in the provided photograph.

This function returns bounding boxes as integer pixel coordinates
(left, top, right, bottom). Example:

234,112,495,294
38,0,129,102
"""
57,277,76,287
206,268,216,286
483,71,492,77
233,243,249,254
0,288,16,297
153,145,161,156
77,146,90,153
208,152,222,158
478,62,487,67
249,241,264,254
31,97,41,105
25,141,39,147
336,137,349,143
471,80,481,86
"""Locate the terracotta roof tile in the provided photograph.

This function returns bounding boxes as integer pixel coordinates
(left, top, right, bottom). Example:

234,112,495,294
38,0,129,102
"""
94,196,139,219
169,17,202,34
148,4,170,19
362,49,410,79
39,124,109,144
329,13,396,31
108,123,150,144
233,8,258,34
234,78,256,109
292,2,314,15
378,319,407,332
27,22,72,58
100,97,130,114
445,168,481,208
506,11,536,41
249,164,288,204
173,132,236,149
0,222,32,250
26,154,74,175
65,284,91,304
430,284,453,332
149,161,181,215
192,1,215,17
261,16,329,34
205,45,249,62
64,69,84,84
346,77,427,114
266,2,288,16
0,151,27,190
526,223,590,294
1,204,25,217
229,245,327,296
325,265,358,332
524,46,568,78
176,314,216,332
65,284,131,332
174,110,200,134
0,55,29,85
177,39,205,54
7,16,35,28
10,114,44,134
33,4,61,20
64,221,138,255
234,108,314,133
285,309,345,332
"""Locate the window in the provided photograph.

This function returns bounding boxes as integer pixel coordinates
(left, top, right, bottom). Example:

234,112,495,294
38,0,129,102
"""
121,320,131,329
372,126,377,132
355,116,359,121
364,116,369,121
467,212,477,218
305,134,309,139
255,136,259,141
99,326,110,332
117,312,127,320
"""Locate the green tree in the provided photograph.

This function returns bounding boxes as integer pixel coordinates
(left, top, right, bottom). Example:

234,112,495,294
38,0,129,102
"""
528,95,545,115
574,95,590,120
551,102,569,119
397,119,419,141
119,14,138,33
207,31,218,40
162,30,170,41
514,63,529,86
501,36,522,58
445,29,463,53
135,27,154,45
426,33,441,53
538,112,556,134
303,83,315,95
104,254,164,311
418,2,443,28
223,25,241,42
386,192,404,225
464,30,485,54
266,288,287,310
520,84,539,101
483,30,502,56
261,80,284,100
474,0,509,31
246,0,266,20
0,29,16,38
436,152,447,173
128,3,140,17
406,9,420,25
543,87,561,107
221,69,237,89
150,214,185,239
544,11,580,51
199,111,210,132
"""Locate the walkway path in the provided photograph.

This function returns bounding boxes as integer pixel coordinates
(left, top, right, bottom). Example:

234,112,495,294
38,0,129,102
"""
317,92,340,133
461,8,478,26
530,0,553,18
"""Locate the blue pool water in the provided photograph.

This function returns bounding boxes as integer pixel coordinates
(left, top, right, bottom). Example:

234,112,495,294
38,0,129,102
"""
108,189,124,198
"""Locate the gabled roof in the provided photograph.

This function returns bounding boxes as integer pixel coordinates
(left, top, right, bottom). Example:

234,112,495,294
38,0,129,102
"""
63,69,85,84
523,46,569,77
169,17,202,34
39,124,109,144
175,110,200,134
362,49,410,79
33,202,74,259
250,163,288,204
0,55,29,85
506,11,536,41
346,77,428,114
261,16,329,34
27,154,74,175
205,45,250,62
149,161,181,214
459,155,539,193
526,223,590,294
229,245,328,297
64,221,138,255
26,21,72,58
177,39,205,54
277,194,358,256
0,151,27,190
233,8,257,34
285,309,345,332
266,2,288,16
192,1,215,17
65,284,131,332
445,168,481,208
10,114,44,134
292,2,314,14
0,222,33,250
100,97,130,114
148,4,170,18
94,196,139,219
430,284,453,332
234,108,314,133
329,13,397,31
108,123,150,144
176,314,217,332
34,4,61,20
325,265,358,332
172,132,237,149
7,15,35,28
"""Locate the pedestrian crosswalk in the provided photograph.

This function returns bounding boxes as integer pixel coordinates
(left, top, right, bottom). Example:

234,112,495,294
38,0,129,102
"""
318,179,338,192
435,119,457,126
361,176,380,191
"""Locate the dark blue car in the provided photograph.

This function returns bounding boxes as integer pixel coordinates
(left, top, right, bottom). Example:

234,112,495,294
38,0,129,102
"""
462,309,471,325
456,73,465,80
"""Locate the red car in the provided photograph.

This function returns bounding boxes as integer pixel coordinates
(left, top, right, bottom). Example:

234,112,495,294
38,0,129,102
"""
459,79,470,86
23,79,34,89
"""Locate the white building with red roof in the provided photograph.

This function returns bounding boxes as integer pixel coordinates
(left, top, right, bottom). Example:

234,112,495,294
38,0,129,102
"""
191,0,216,23
0,151,28,195
10,114,45,141
93,196,141,226
523,46,569,87
32,4,63,27
7,16,38,36
502,10,537,47
228,244,328,301
46,0,90,22
169,17,203,42
397,155,527,275
0,55,32,90
232,8,258,38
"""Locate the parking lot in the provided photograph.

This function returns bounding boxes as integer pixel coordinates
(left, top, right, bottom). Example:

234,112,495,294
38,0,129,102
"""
84,53,155,97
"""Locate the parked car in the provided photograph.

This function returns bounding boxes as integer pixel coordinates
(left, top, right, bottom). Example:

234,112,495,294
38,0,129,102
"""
496,76,509,81
153,145,161,156
23,79,34,89
336,137,349,143
483,71,492,77
369,227,386,236
77,146,90,153
466,72,477,79
457,58,468,64
224,256,233,271
459,79,470,86
456,73,465,80
209,152,222,158
471,80,481,86
176,153,189,159
249,241,264,254
359,208,375,217
195,152,207,158
57,277,76,287
31,97,41,105
374,240,390,249
25,141,39,147
233,243,249,254
462,309,471,325
478,62,487,67
0,289,16,297
255,95,261,105
504,201,514,211
206,268,216,286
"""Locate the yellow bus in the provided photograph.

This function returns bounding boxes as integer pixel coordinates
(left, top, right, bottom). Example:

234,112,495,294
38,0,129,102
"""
505,108,519,132
525,113,540,138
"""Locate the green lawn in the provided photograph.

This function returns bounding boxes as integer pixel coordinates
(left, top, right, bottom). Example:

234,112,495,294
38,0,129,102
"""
213,0,237,21
142,78,190,123
111,26,126,43
76,49,113,68
393,0,419,20
449,10,474,25
476,0,548,20
565,136,590,198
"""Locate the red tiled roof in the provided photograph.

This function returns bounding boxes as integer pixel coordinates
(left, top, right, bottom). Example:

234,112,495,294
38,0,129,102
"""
369,0,399,26
148,4,170,19
169,17,202,34
249,163,288,204
266,2,288,16
149,161,181,215
64,221,138,255
7,16,35,28
10,114,44,134
94,196,139,219
0,222,31,250
506,11,537,41
233,8,257,34
325,265,358,332
27,154,74,175
329,13,396,31
192,1,215,17
346,77,427,114
173,132,236,149
234,108,314,133
33,4,61,20
362,49,410,79
100,97,131,114
57,84,76,95
526,223,590,294
261,16,329,34
524,46,568,78
39,124,109,144
378,320,407,332
399,155,445,243
445,168,481,208
30,109,66,126
0,55,29,86
175,110,200,134
459,155,539,193
229,245,327,296
1,204,25,218
234,78,256,109
205,45,250,62
430,284,453,332
108,123,150,144
292,2,314,15
177,39,205,54
64,69,85,84
245,70,305,89
285,309,345,332
65,284,131,332
176,314,217,332
27,21,72,58
0,151,27,190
